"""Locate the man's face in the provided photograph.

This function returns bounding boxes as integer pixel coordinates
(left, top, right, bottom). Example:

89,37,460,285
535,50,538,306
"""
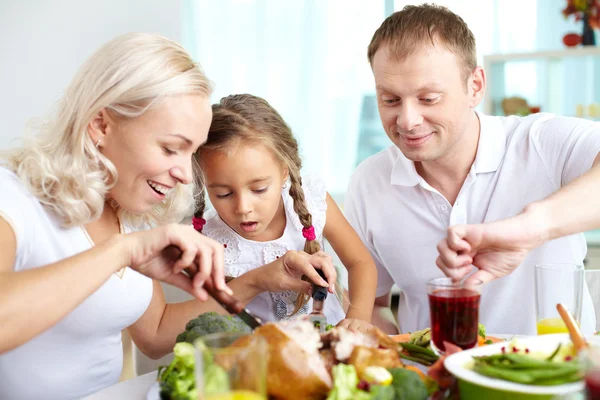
372,43,484,164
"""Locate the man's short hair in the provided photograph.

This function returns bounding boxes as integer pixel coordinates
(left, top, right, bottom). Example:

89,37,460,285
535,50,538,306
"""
368,4,477,83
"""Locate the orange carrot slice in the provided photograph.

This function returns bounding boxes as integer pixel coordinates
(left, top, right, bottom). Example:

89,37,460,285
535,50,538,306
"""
390,333,411,343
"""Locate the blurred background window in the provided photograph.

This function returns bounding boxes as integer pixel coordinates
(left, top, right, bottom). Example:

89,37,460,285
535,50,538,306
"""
182,0,589,200
0,0,593,200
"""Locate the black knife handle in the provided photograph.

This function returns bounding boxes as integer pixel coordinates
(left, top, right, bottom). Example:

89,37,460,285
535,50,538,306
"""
312,269,328,301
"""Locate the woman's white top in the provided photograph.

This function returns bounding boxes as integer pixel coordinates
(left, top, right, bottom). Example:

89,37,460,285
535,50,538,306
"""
202,174,346,325
0,167,153,400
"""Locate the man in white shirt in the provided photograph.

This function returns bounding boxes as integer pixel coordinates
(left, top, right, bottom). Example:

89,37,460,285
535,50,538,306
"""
345,4,600,335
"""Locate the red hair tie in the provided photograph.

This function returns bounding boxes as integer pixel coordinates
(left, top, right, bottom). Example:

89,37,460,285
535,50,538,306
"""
302,226,316,241
192,217,206,232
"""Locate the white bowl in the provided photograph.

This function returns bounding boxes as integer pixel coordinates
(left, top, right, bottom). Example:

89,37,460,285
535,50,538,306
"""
444,333,584,400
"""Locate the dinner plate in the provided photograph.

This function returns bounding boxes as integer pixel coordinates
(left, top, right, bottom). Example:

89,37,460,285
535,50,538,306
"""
444,333,585,400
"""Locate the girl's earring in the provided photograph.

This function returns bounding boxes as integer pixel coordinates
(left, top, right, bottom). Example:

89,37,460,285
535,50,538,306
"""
282,182,288,190
95,139,102,149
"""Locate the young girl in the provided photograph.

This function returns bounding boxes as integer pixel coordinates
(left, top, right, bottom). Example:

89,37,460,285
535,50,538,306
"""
193,94,378,332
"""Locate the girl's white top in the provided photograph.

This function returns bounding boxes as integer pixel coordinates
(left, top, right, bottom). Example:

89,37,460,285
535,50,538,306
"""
0,167,153,400
202,174,346,325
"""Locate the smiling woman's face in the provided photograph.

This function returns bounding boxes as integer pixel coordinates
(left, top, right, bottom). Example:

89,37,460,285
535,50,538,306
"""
96,94,212,214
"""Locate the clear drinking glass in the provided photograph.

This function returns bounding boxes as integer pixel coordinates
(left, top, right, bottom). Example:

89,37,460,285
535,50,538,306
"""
427,277,483,355
194,331,268,400
535,264,584,335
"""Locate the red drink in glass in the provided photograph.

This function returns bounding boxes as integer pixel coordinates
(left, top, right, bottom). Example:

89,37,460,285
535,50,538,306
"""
581,344,600,399
429,289,480,352
585,368,600,400
427,277,483,355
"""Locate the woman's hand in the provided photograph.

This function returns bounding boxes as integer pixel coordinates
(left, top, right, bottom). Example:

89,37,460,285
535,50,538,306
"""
255,250,337,295
337,318,375,334
124,224,231,300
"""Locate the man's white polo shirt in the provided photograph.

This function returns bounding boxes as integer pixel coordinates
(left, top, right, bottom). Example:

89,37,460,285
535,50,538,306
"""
345,112,600,335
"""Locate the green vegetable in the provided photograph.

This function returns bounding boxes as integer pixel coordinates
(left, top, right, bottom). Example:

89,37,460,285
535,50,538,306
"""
477,353,561,369
370,384,396,400
478,323,486,339
157,343,197,400
547,343,562,361
176,312,251,344
398,353,435,366
158,340,230,400
472,353,582,385
326,364,371,400
203,364,229,395
194,340,231,394
409,328,431,347
398,342,438,359
314,321,335,331
388,368,429,400
398,341,438,366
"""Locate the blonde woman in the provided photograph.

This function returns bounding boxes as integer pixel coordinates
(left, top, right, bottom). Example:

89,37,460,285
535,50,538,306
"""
0,33,333,400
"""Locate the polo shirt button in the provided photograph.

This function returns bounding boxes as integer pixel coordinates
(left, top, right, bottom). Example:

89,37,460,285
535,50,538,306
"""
440,205,448,211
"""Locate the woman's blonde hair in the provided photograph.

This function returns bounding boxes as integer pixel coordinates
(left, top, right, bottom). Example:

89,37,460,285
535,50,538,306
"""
2,32,212,227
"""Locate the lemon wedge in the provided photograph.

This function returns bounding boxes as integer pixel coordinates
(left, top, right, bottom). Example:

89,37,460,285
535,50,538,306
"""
363,366,393,386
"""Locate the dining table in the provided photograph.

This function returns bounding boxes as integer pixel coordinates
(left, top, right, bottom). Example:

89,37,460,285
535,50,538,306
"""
84,333,523,400
84,370,158,400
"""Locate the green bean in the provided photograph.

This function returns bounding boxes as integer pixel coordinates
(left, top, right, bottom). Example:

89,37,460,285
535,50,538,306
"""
399,342,439,359
534,371,583,386
473,363,580,385
520,365,580,380
474,364,537,384
546,344,562,361
399,352,434,366
504,353,557,366
475,354,568,369
473,352,582,386
404,351,438,363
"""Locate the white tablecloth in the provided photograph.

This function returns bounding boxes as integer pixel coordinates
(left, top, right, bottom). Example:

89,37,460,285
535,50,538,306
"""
84,371,157,400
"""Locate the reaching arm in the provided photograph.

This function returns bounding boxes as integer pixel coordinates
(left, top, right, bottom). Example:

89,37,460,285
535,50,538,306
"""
0,217,128,354
529,153,600,242
323,193,377,322
437,153,600,283
372,292,399,334
0,218,229,355
128,269,265,359
128,249,333,359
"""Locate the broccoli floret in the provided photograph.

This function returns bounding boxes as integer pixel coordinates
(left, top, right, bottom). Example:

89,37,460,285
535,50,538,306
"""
478,323,486,339
158,343,197,400
176,312,251,344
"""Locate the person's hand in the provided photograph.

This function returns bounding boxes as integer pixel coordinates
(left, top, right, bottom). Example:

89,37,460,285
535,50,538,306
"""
436,213,544,283
124,224,231,300
256,250,337,295
337,318,375,334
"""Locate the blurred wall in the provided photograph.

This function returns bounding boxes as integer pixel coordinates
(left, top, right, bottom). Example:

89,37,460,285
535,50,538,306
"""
0,0,183,150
